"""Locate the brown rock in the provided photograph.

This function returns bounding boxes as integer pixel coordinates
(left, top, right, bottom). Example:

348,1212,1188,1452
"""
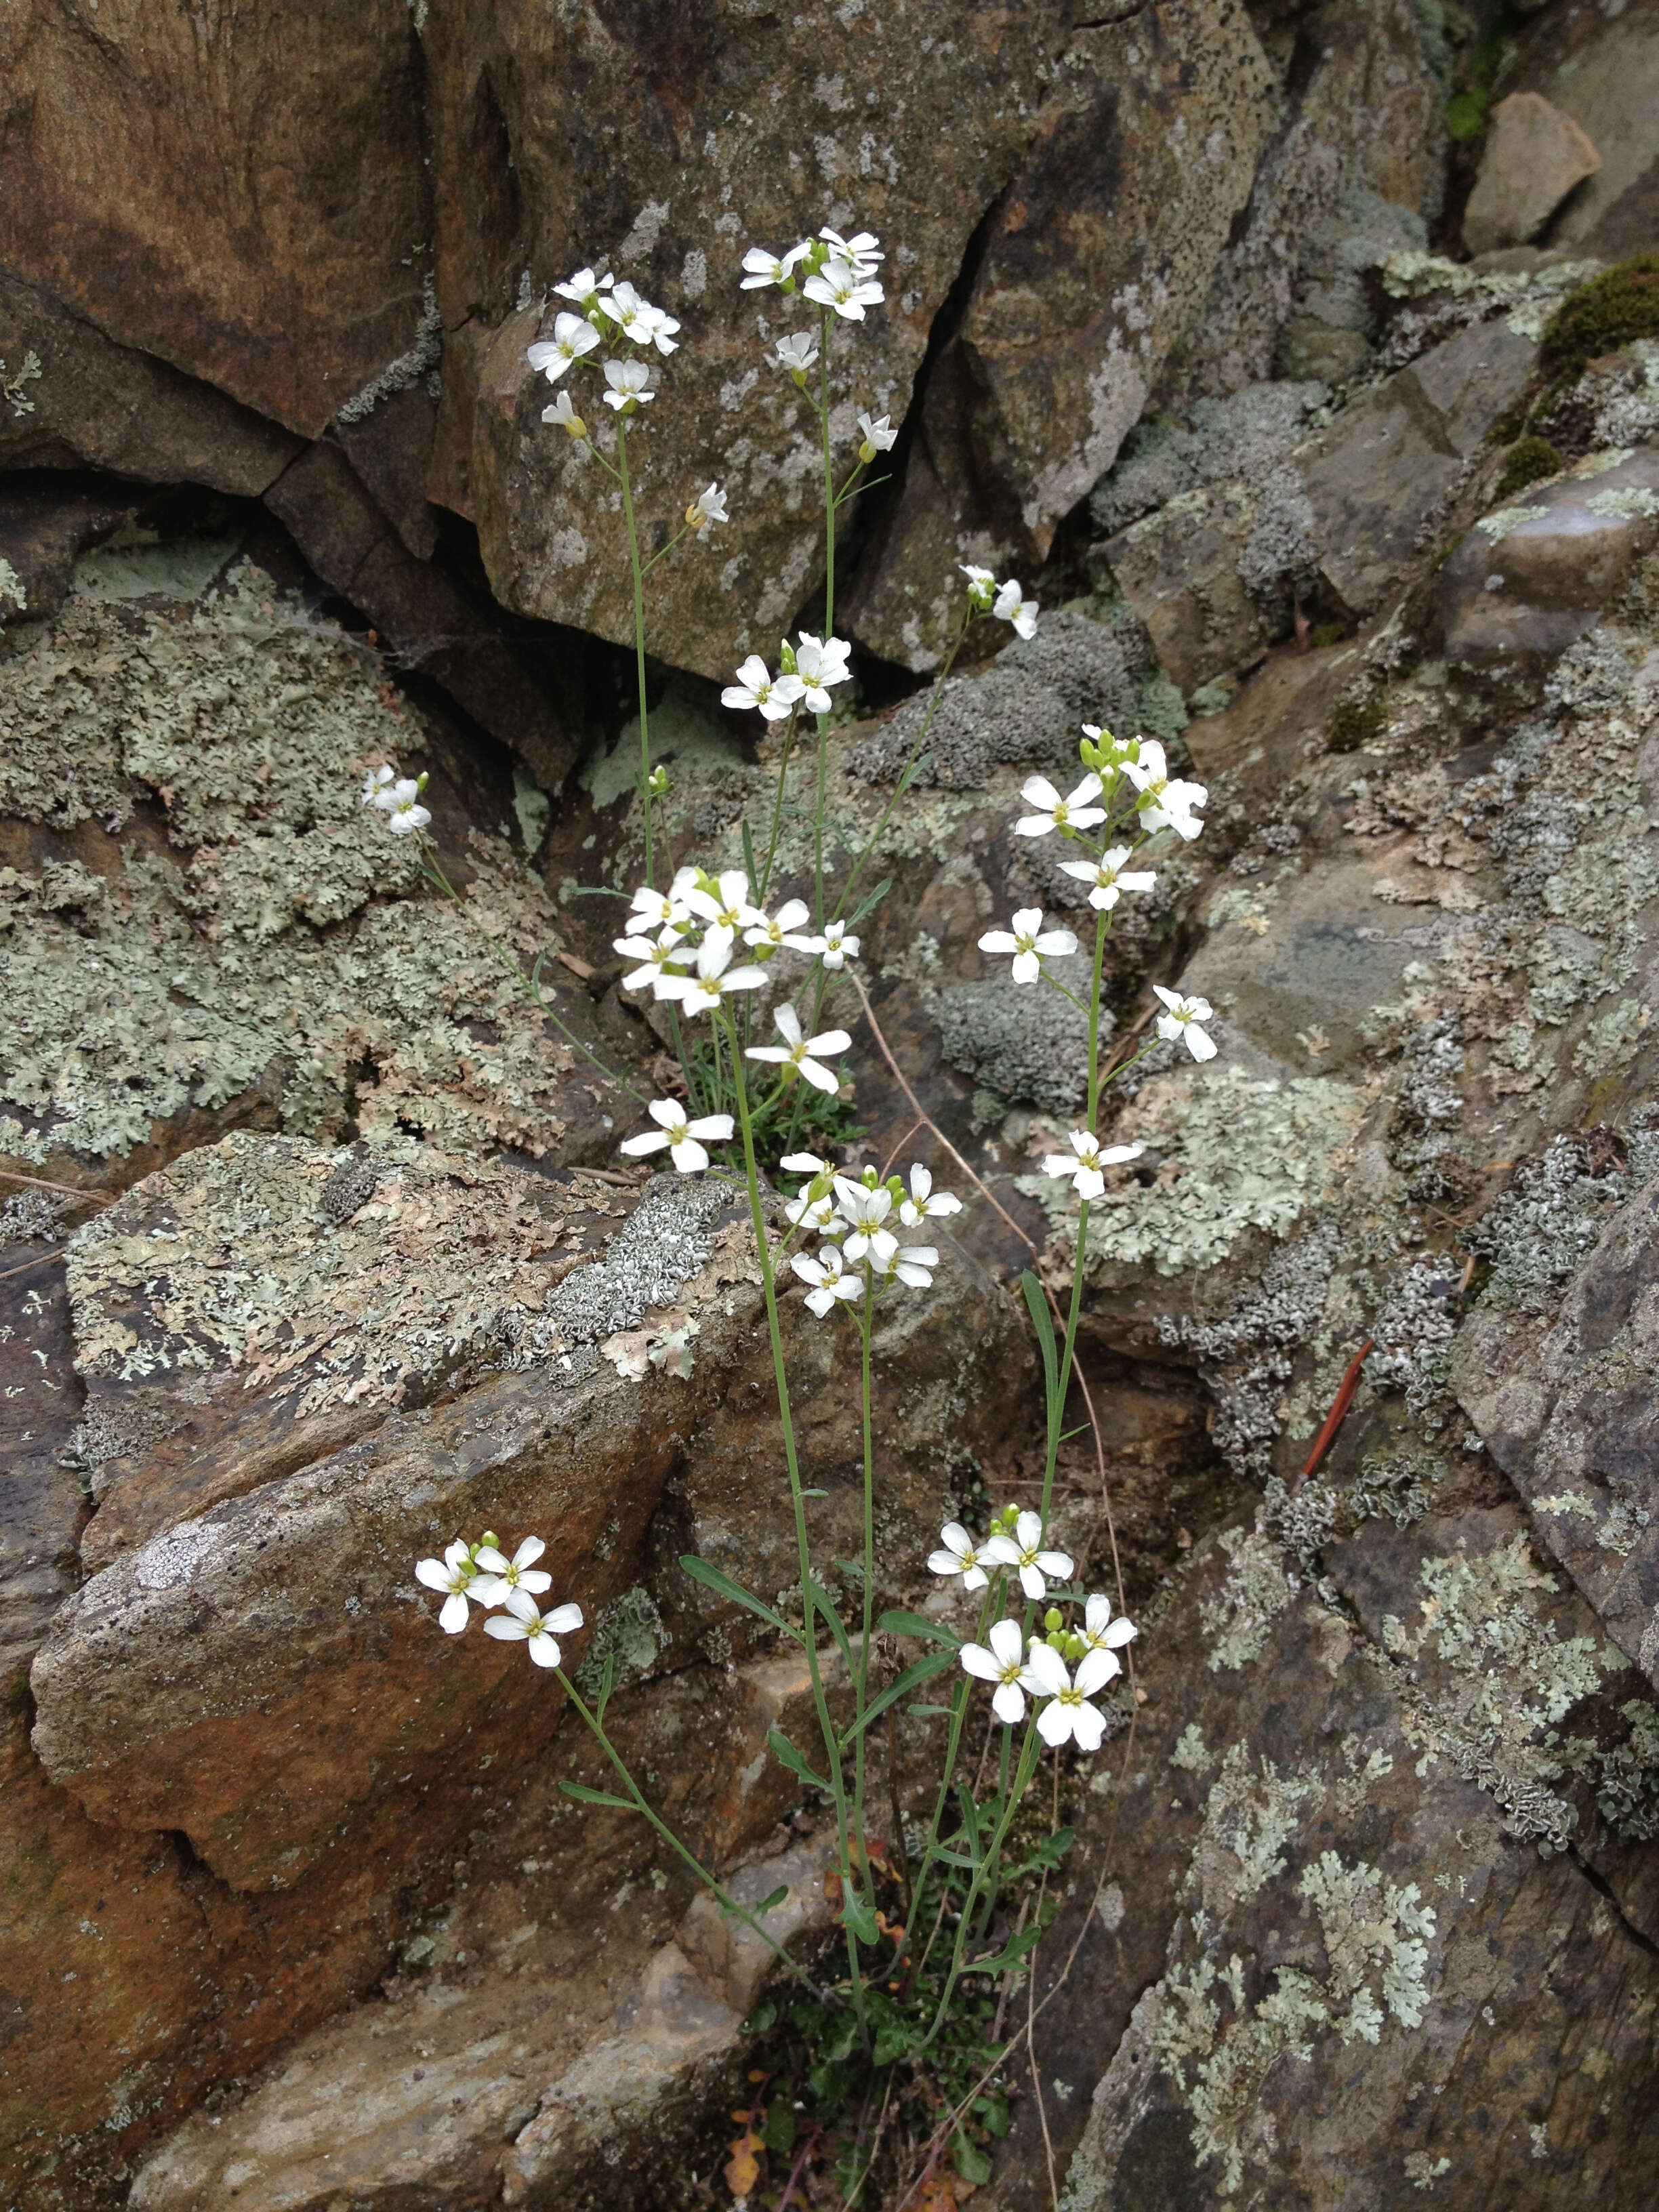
1464,93,1603,258
0,477,143,631
0,0,430,436
1100,480,1269,695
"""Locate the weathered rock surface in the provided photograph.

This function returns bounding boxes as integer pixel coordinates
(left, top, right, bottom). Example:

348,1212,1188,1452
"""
1464,94,1603,259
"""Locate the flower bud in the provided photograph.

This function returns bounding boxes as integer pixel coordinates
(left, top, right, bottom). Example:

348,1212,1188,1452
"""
646,766,668,798
859,437,877,464
790,367,808,388
1044,1607,1063,1633
779,640,798,675
476,1532,499,1555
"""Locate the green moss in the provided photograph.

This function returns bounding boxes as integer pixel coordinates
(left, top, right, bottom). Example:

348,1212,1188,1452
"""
1492,436,1563,501
1328,695,1387,754
1538,254,1659,386
1445,89,1487,142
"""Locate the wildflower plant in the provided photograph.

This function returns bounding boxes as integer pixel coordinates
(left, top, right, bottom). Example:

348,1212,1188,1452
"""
366,209,1217,2204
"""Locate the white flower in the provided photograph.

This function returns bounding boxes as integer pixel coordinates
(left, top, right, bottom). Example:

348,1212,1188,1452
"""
1152,984,1217,1062
415,1540,480,1635
743,897,811,951
857,410,898,457
470,1535,554,1607
386,796,432,836
485,1597,585,1669
819,227,883,276
613,927,693,995
362,765,396,808
993,578,1038,639
602,358,655,411
1078,1592,1138,1661
1013,773,1105,840
804,257,884,321
542,390,588,438
619,1097,735,1173
375,775,422,814
682,868,766,934
983,1509,1073,1601
899,1164,962,1227
1020,1641,1116,1750
782,918,859,970
977,907,1078,985
1041,1130,1144,1204
928,1521,991,1594
786,1186,842,1236
688,483,729,534
961,1617,1031,1725
722,653,806,722
1123,741,1207,842
609,281,680,354
653,927,769,1015
1058,846,1157,910
554,266,613,310
528,313,601,382
792,1244,862,1317
834,1177,893,1263
630,881,693,931
960,563,996,609
745,1004,850,1094
775,330,820,375
741,242,811,290
793,631,852,714
781,1150,833,1176
878,1240,937,1290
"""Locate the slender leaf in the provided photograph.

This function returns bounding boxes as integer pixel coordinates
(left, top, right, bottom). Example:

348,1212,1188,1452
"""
956,1782,985,1865
1021,1268,1061,1423
741,819,760,901
841,1883,879,1944
905,1703,956,1719
838,1650,954,1748
679,1554,801,1641
595,1647,619,1724
877,1609,962,1649
560,1780,636,1810
848,876,892,928
768,1726,834,1797
965,1922,1043,1977
806,1574,855,1671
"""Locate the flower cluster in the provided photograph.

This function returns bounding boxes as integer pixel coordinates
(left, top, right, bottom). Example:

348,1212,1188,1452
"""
743,226,885,327
960,563,1040,640
722,630,853,723
784,1157,960,1314
414,1534,583,1668
361,762,431,837
612,865,858,1033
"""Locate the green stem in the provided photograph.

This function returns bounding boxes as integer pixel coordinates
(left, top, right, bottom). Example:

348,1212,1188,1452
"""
718,1002,869,2042
758,709,800,905
815,308,834,931
916,1719,1041,2055
616,414,653,883
849,1284,877,1898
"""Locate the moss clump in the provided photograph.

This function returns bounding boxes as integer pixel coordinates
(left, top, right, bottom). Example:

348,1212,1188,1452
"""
1328,694,1387,754
1492,436,1563,501
1538,253,1659,386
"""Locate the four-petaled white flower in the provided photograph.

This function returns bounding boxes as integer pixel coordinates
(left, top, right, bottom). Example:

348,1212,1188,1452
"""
653,928,769,1015
775,330,820,375
783,918,858,970
741,243,811,290
857,411,897,456
470,1535,554,1607
630,880,693,932
743,897,811,951
609,281,680,354
375,775,422,815
834,1178,893,1263
554,266,613,310
899,1165,961,1227
415,1539,480,1634
1021,1641,1116,1750
613,926,693,994
386,794,432,836
820,228,883,276
1153,984,1217,1062
993,578,1038,639
722,653,805,721
961,1617,1032,1725
877,1240,937,1290
928,1521,991,1593
792,1244,862,1317
619,1097,735,1172
746,1004,850,1094
485,1596,586,1669
543,390,588,438
682,868,766,935
528,313,602,382
362,765,396,808
983,1509,1073,1601
1078,1591,1138,1662
1013,773,1106,840
1124,740,1207,841
689,483,729,534
793,631,852,714
1059,846,1157,910
786,1185,841,1236
804,257,884,320
1041,1129,1145,1204
602,358,655,411
978,907,1078,985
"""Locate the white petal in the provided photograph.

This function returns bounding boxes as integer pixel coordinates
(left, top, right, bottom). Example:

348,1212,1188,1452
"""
1019,1562,1046,1599
415,1558,451,1593
929,1549,966,1576
512,1536,546,1569
438,1591,470,1634
1185,1025,1218,1061
987,1616,1025,1668
1071,1701,1107,1752
620,1128,671,1155
991,1680,1027,1725
1022,1642,1069,1697
527,1636,562,1667
484,1615,529,1641
1021,777,1061,811
1074,1647,1121,1698
1036,1549,1073,1580
546,1602,584,1635
961,1641,1002,1682
1036,1698,1074,1747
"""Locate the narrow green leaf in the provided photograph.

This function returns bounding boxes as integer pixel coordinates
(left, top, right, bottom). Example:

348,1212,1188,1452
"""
965,1922,1043,1977
767,1726,833,1797
560,1780,636,1810
754,1883,790,1915
1021,1269,1060,1420
741,819,760,901
596,1647,618,1723
877,1609,962,1649
905,1703,956,1719
679,1554,801,1641
807,1574,854,1671
848,876,892,928
838,1650,954,1749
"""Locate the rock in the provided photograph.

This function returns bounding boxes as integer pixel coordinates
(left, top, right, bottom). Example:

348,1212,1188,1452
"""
1088,382,1330,542
1101,480,1271,695
1463,94,1603,258
0,476,142,632
1504,0,1659,256
264,440,581,792
1273,183,1430,386
0,0,431,437
841,0,1277,669
1439,445,1659,674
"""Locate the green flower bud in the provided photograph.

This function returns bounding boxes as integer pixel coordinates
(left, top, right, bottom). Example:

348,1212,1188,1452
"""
1044,1607,1063,1633
779,640,798,675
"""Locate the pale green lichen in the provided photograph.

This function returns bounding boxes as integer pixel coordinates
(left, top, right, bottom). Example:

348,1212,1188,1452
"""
1200,1525,1296,1673
576,1584,670,1696
1474,504,1547,541
1198,1745,1314,1901
1170,1723,1214,1771
0,556,24,619
1586,487,1659,523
